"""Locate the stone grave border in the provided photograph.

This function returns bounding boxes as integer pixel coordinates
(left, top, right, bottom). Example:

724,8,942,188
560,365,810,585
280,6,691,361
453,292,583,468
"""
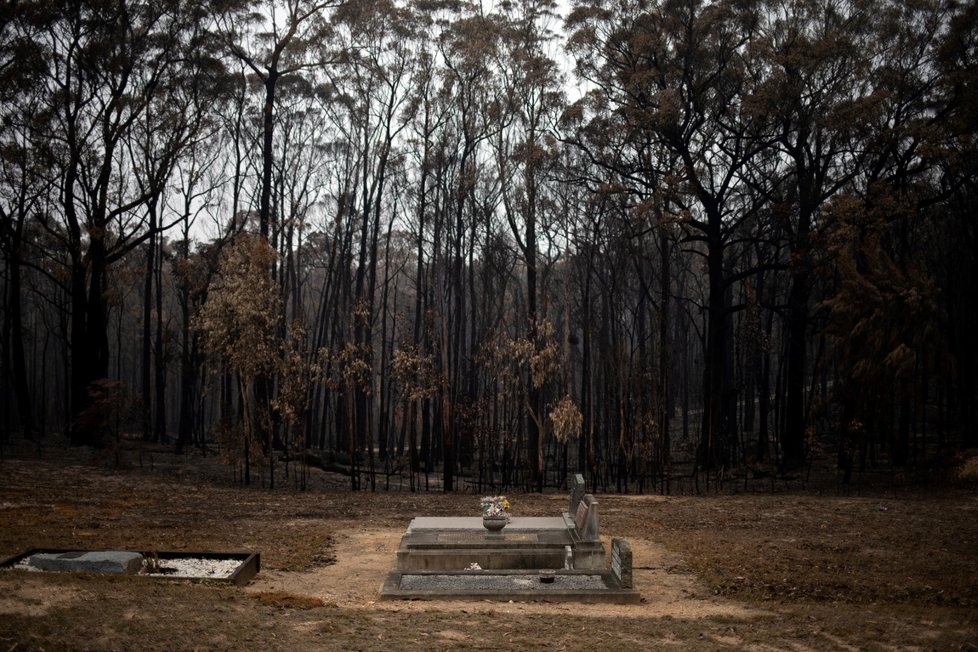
381,568,641,604
0,548,260,586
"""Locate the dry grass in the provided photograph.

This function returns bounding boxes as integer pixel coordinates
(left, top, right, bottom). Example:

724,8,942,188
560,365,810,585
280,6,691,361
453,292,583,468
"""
1,443,976,650
251,590,326,609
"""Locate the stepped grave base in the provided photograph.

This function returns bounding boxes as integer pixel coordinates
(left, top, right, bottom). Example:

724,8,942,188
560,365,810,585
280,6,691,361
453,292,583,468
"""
382,515,638,603
381,569,641,603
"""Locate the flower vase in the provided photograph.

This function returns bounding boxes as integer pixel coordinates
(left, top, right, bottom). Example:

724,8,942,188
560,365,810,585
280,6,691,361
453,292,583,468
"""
482,516,507,534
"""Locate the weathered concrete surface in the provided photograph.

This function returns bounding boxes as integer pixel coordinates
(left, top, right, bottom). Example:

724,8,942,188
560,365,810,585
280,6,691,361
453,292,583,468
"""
381,569,642,603
398,516,606,571
406,516,566,532
28,551,144,575
385,486,637,602
400,572,608,591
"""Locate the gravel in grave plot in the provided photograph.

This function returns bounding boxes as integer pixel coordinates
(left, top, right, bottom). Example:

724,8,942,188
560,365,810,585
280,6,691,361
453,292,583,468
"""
141,558,243,579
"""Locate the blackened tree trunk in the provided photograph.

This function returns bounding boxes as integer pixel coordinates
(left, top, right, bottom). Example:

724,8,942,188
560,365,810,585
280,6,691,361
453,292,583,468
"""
141,212,157,442
525,204,542,491
153,226,167,443
782,266,811,470
698,209,736,474
4,207,35,440
659,225,671,492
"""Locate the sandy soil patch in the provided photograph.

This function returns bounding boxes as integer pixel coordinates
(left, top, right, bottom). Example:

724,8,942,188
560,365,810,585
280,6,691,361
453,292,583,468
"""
246,525,764,620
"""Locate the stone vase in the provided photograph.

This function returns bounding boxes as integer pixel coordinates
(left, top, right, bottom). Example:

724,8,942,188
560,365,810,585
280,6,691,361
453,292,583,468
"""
482,516,507,533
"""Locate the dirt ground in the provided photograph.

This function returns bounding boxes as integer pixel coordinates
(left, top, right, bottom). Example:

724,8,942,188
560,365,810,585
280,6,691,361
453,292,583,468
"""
0,443,976,650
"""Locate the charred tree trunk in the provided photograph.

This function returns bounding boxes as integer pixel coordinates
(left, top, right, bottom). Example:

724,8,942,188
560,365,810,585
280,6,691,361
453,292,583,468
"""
698,213,733,474
5,221,35,440
141,224,155,441
153,226,167,443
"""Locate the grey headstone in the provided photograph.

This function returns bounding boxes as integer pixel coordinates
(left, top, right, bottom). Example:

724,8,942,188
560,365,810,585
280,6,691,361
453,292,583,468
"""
29,550,144,575
611,538,633,588
574,494,600,542
568,473,586,515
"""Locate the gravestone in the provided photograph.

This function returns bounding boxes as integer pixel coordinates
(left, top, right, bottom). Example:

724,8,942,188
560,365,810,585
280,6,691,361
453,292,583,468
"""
611,538,633,589
28,550,144,575
568,473,586,516
574,493,600,542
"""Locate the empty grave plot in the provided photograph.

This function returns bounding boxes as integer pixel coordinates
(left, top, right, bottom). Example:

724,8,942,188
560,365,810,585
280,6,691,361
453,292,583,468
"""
1,549,260,586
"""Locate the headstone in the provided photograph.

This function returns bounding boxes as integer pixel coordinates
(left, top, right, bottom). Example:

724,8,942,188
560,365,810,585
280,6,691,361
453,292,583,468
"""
574,499,588,531
574,494,600,542
29,550,144,575
568,473,586,515
611,538,633,589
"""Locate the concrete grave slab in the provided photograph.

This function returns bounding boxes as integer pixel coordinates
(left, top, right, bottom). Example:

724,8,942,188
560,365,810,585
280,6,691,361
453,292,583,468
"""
28,550,144,575
406,516,567,532
381,569,641,604
396,519,576,571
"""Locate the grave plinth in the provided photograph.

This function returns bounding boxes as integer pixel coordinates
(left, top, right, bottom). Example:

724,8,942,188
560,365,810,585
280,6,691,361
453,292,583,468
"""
396,517,578,571
381,569,641,603
383,485,639,603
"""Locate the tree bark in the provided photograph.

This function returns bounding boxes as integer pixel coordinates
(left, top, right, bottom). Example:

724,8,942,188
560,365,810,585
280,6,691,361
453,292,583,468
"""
6,223,35,440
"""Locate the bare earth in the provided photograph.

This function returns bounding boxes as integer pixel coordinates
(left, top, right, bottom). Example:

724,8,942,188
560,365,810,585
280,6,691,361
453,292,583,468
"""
0,444,976,650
